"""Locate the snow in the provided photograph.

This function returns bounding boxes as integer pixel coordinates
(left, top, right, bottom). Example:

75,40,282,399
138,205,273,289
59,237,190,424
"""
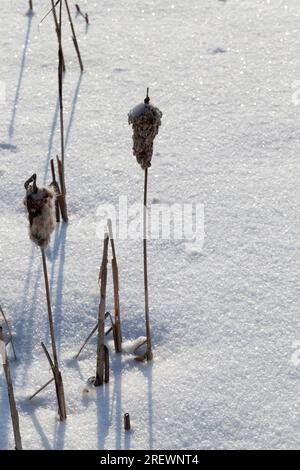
1,0,300,450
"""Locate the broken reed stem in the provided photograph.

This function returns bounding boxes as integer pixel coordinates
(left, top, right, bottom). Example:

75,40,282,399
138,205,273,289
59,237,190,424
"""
75,4,89,24
50,159,61,223
124,413,131,431
56,156,68,222
105,311,115,339
64,0,84,71
41,342,67,421
143,168,152,361
75,313,113,359
0,327,22,450
95,234,109,386
107,219,122,352
0,304,17,360
75,323,97,359
51,0,66,73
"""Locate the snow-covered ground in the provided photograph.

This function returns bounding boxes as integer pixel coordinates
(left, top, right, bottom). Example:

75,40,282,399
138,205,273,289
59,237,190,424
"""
1,0,300,450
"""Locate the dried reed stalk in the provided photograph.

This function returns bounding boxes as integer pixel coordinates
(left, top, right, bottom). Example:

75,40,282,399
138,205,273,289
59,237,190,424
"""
143,167,152,361
75,4,89,24
23,175,66,419
124,413,131,431
64,0,84,71
75,312,112,359
40,249,67,420
41,342,67,421
41,249,58,366
128,89,162,361
29,377,54,400
50,159,61,223
51,0,66,73
0,304,17,360
56,156,68,222
57,2,68,221
95,234,109,386
0,327,22,450
107,219,122,352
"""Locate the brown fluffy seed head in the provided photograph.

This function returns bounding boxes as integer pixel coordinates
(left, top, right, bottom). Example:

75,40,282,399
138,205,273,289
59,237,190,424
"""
23,186,56,250
128,102,162,169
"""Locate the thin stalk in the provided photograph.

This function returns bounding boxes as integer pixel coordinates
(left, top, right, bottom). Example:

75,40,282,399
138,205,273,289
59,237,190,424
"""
41,342,67,421
29,377,55,400
0,327,22,450
41,249,58,368
64,0,84,71
107,219,122,352
56,156,68,222
50,159,61,223
58,1,65,186
75,323,97,359
95,234,109,386
75,313,114,359
57,2,68,220
143,168,152,361
51,0,66,73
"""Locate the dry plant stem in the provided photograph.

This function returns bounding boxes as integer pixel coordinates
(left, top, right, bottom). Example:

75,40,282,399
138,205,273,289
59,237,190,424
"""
57,3,68,222
56,156,68,222
51,0,66,73
0,304,17,360
107,219,122,352
29,0,33,10
133,338,147,356
75,4,89,24
64,0,84,71
95,234,109,386
58,3,65,186
105,311,115,338
29,377,55,400
75,324,97,359
40,249,67,420
41,249,58,367
104,345,109,383
50,159,61,223
124,413,131,431
75,313,113,359
41,342,67,421
0,327,22,450
143,168,153,361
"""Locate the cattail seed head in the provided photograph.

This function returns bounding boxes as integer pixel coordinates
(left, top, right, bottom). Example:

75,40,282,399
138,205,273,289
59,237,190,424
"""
24,181,56,250
128,101,162,169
